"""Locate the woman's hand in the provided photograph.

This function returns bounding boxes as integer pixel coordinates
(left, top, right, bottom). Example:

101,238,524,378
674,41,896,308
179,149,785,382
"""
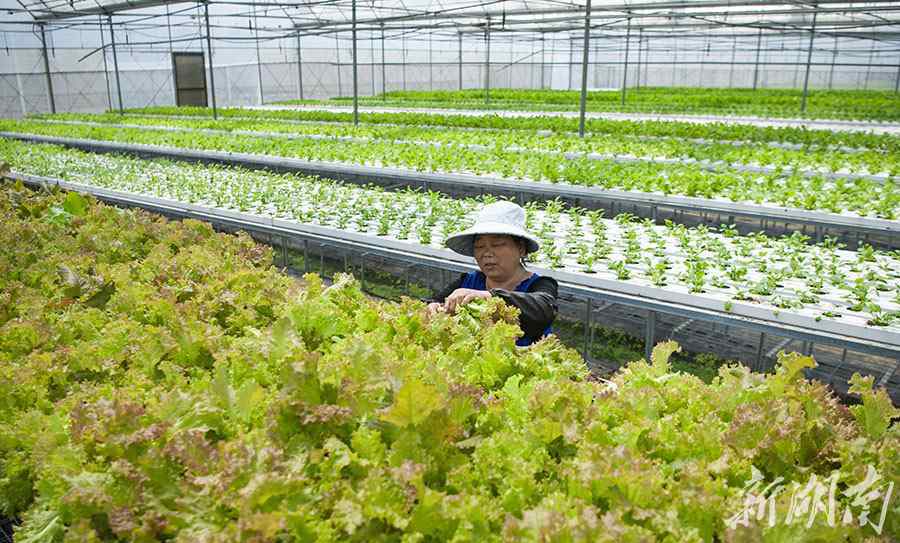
425,302,445,318
443,288,491,314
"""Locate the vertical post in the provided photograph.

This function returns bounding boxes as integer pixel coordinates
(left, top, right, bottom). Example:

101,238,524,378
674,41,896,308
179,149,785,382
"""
643,311,656,362
699,38,706,86
800,10,817,114
583,298,592,359
381,24,386,98
335,34,342,96
99,16,113,111
754,332,766,372
671,35,677,85
428,32,433,90
728,34,736,88
484,18,491,104
864,38,875,90
458,32,463,90
635,28,642,89
578,0,592,138
203,2,217,119
568,36,574,90
828,35,837,89
530,36,536,88
895,60,900,93
166,3,175,100
540,36,546,89
508,36,513,88
643,31,649,86
621,16,632,106
108,15,124,114
296,33,304,100
401,31,406,91
752,27,762,90
370,31,376,97
351,0,359,126
13,49,27,116
39,23,56,114
253,4,264,105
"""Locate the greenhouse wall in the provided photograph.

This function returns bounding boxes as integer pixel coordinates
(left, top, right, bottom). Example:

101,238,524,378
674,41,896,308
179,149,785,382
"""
2,36,898,117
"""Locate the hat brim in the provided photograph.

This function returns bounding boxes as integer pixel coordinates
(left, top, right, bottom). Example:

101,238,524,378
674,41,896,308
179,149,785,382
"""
444,222,541,257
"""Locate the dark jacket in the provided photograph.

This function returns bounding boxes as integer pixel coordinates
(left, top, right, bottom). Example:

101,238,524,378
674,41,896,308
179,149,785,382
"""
429,271,558,345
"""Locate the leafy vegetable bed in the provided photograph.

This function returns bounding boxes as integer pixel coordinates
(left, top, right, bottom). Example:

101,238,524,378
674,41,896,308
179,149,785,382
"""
123,105,900,150
2,120,898,220
318,87,900,122
4,139,899,336
1,181,897,542
34,113,900,178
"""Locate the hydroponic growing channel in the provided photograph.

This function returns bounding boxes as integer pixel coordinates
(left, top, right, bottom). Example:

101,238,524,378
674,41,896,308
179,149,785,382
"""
4,139,900,355
2,120,898,250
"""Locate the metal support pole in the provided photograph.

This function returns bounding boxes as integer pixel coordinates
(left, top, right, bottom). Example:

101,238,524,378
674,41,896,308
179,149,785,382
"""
39,23,56,114
99,16,113,111
484,18,491,104
621,17,632,106
752,28,762,90
335,34,343,96
568,37,574,90
531,37,536,88
351,0,358,126
428,32,433,90
864,38,875,90
296,33,304,100
253,4,264,105
203,3,217,119
166,4,175,100
635,28,642,89
508,37,513,88
828,35,838,90
401,32,406,91
800,10,817,114
728,34,736,88
643,32,649,87
540,36,546,89
583,298,592,359
578,0,592,138
755,332,766,371
671,36,677,85
108,15,124,115
458,32,463,90
643,311,656,362
895,61,900,93
370,32,376,97
381,24,386,98
303,240,309,273
699,38,706,86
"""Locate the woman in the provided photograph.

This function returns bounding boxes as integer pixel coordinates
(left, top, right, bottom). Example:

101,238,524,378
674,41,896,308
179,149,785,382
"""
427,201,558,347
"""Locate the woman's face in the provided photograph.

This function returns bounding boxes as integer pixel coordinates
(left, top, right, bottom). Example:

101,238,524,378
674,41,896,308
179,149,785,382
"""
473,234,525,282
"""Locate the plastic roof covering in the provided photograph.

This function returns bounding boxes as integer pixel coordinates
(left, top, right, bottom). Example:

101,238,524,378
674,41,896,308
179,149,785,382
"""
15,0,900,41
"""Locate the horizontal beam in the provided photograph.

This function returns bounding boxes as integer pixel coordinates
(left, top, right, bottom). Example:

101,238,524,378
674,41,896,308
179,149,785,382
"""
291,1,900,31
32,0,184,21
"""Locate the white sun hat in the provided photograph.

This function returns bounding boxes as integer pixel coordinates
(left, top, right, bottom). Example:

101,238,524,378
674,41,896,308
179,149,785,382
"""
445,201,541,257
